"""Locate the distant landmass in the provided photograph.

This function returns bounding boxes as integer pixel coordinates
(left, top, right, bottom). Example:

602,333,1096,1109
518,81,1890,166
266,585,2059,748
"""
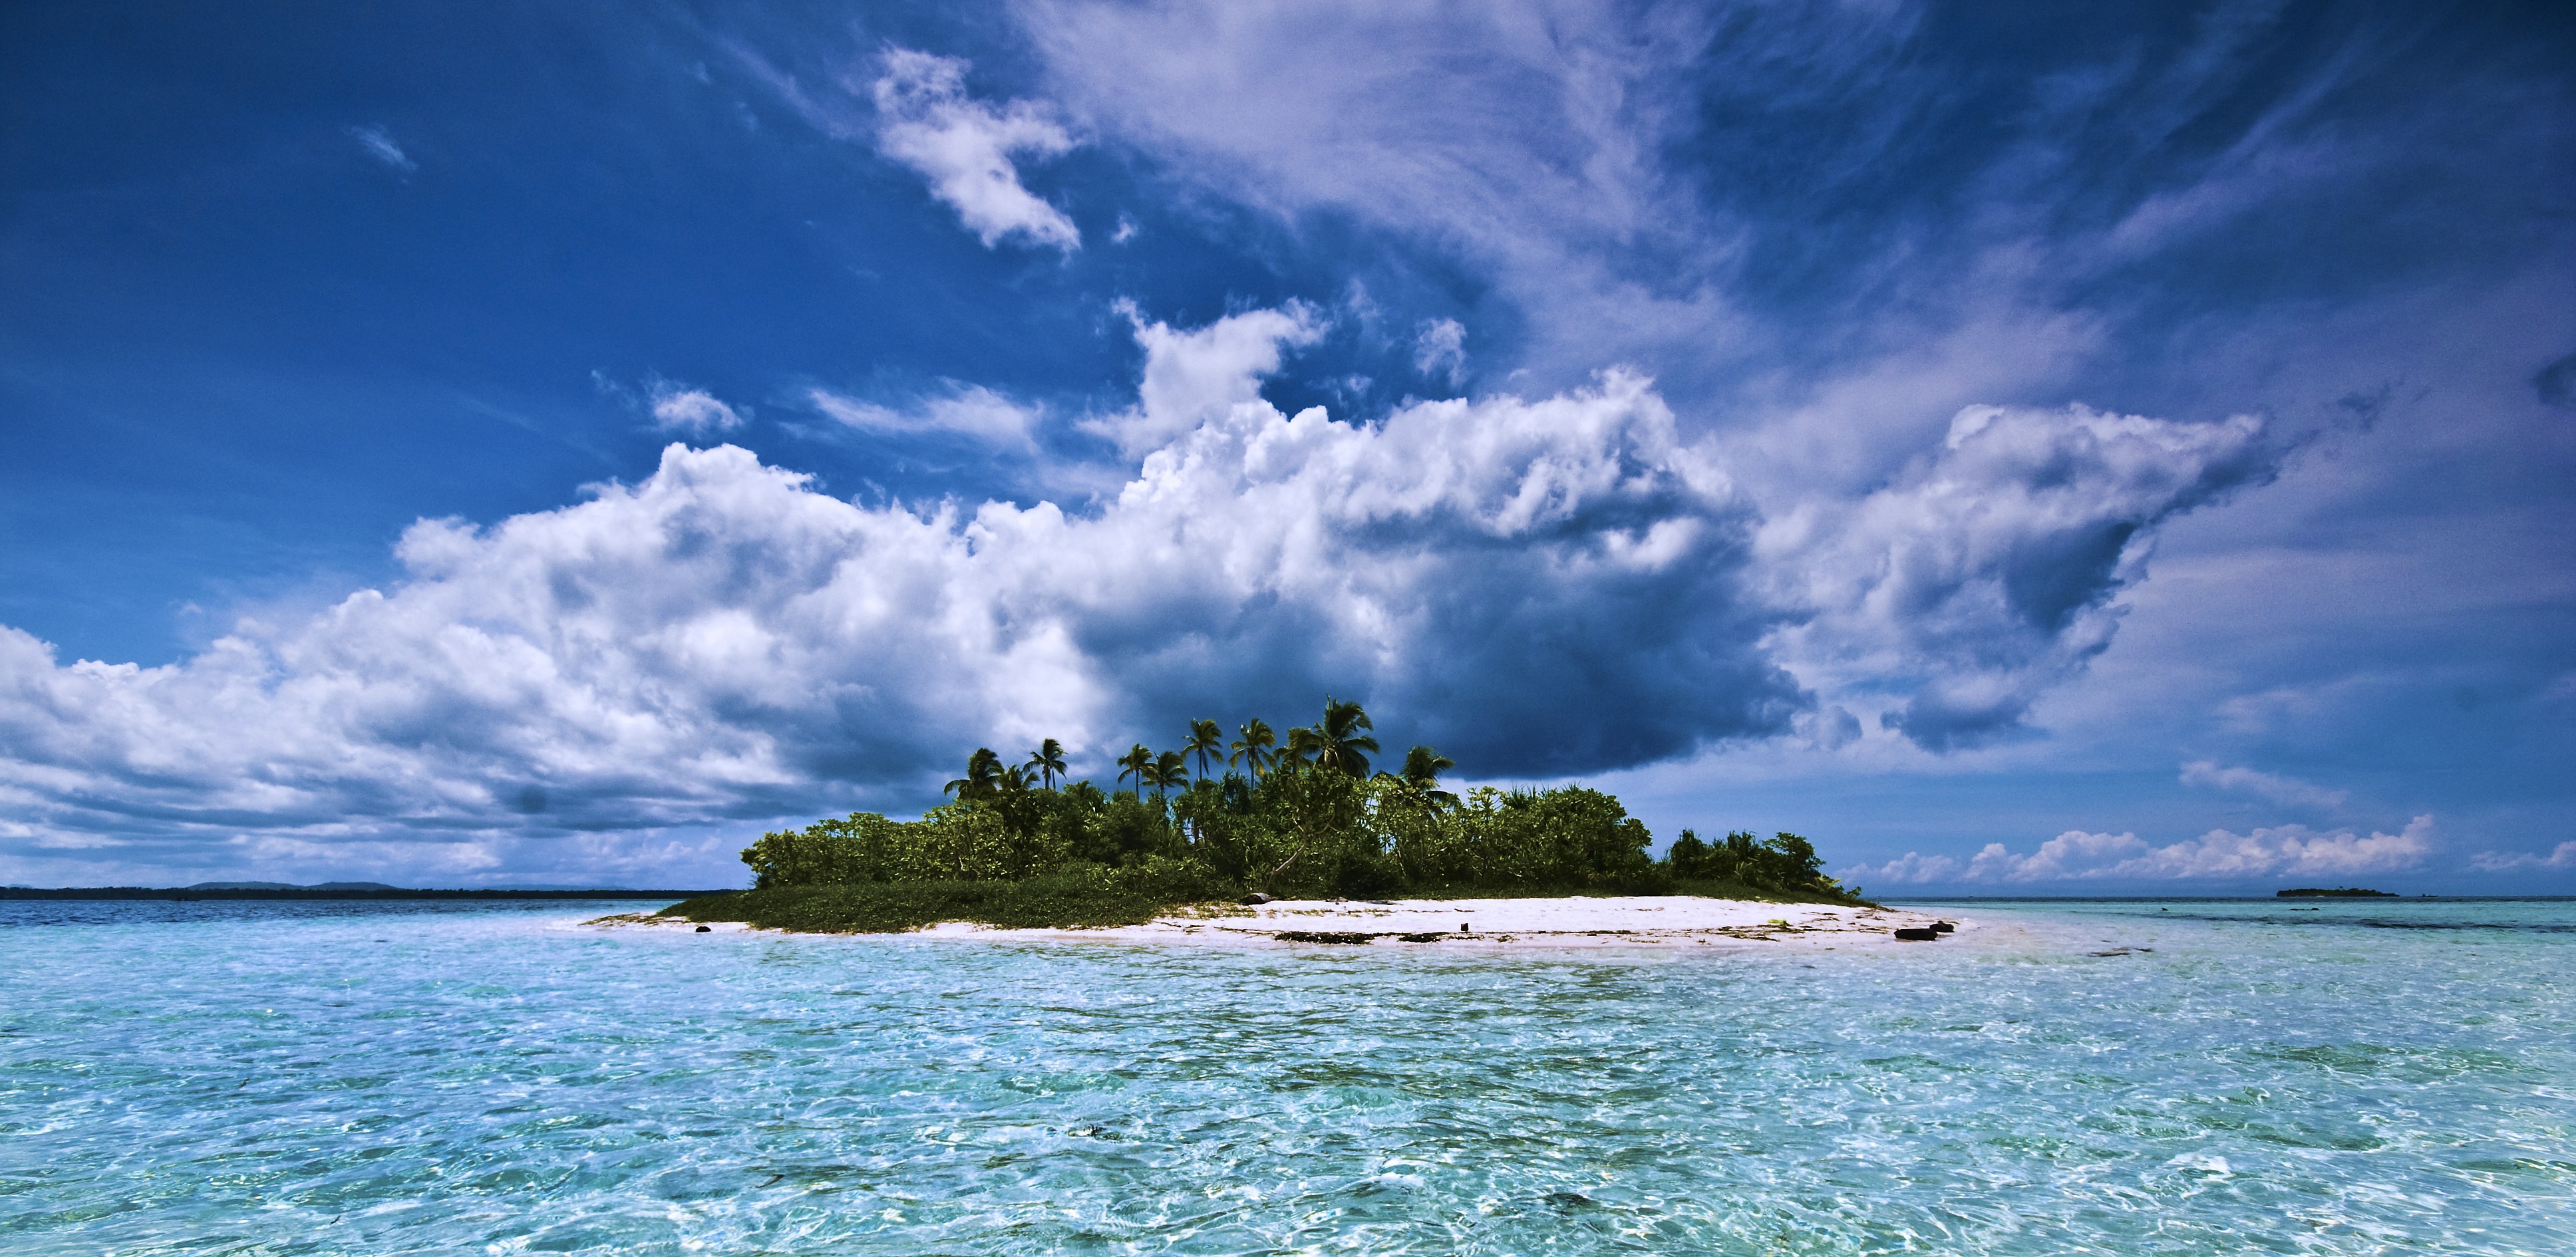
2277,887,2398,898
1,886,724,901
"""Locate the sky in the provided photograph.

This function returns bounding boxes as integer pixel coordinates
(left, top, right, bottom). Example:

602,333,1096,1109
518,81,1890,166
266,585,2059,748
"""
1,0,2570,893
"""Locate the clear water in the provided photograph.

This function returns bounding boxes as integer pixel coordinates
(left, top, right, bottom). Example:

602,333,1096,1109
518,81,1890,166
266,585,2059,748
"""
2,897,2570,1255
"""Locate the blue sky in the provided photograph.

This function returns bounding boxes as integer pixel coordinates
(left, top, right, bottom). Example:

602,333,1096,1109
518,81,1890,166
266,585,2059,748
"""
3,0,2569,892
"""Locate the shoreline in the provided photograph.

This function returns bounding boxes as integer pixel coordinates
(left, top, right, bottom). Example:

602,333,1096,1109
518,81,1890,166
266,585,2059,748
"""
591,895,1961,950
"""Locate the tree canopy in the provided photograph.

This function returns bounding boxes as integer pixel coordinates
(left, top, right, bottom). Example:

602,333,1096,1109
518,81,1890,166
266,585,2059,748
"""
740,697,1859,909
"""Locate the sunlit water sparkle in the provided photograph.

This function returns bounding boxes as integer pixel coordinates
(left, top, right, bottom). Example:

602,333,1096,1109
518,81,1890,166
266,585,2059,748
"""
2,897,2570,1254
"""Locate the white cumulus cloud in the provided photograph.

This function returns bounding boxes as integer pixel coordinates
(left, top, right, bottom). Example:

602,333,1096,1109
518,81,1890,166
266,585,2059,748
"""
1414,318,1468,385
648,385,747,436
0,309,1806,879
1082,301,1327,456
872,48,1080,251
1842,814,2436,885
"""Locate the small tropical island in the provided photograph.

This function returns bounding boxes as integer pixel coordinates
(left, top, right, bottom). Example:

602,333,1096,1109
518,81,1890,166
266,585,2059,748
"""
2277,887,2398,898
661,698,1893,941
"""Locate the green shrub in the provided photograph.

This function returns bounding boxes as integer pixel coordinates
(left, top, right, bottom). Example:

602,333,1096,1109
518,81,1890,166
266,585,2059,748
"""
668,861,1228,933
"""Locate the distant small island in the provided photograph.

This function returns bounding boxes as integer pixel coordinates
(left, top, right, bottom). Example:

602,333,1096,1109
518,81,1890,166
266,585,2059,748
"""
670,697,1868,934
2277,887,2397,898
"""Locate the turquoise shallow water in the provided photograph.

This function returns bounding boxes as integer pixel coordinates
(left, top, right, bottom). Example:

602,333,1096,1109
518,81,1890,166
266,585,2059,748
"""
2,898,2571,1254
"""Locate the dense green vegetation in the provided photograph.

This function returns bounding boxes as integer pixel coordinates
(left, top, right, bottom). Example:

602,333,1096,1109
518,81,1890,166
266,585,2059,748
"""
669,698,1863,932
677,863,1237,934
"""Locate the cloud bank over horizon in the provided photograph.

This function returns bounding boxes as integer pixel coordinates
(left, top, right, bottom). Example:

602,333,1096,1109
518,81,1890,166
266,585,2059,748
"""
1840,814,2438,889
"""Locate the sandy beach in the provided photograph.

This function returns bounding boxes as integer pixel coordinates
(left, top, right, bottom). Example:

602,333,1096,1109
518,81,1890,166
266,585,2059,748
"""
597,895,1963,950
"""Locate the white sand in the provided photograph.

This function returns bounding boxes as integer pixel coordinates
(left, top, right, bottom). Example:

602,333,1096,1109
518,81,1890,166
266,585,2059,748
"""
591,897,1963,950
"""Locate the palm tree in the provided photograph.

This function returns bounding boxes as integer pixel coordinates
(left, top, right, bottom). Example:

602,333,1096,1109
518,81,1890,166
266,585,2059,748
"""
1400,744,1457,806
1001,763,1030,794
1305,696,1379,778
1229,719,1279,779
944,747,1005,800
1115,743,1154,797
1026,738,1067,790
1184,718,1225,779
1280,725,1320,768
1150,750,1189,800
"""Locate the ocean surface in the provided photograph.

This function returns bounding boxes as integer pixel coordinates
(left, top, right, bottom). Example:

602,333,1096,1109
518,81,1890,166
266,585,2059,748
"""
2,897,2569,1255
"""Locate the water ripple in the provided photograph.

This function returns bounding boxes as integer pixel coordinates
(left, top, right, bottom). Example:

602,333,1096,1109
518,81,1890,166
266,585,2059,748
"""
0,899,2571,1254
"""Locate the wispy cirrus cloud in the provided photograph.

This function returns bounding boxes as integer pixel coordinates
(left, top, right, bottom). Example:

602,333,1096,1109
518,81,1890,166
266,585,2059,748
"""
2180,760,2348,809
1017,0,1734,394
2470,843,2576,873
808,382,1041,450
343,124,415,174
